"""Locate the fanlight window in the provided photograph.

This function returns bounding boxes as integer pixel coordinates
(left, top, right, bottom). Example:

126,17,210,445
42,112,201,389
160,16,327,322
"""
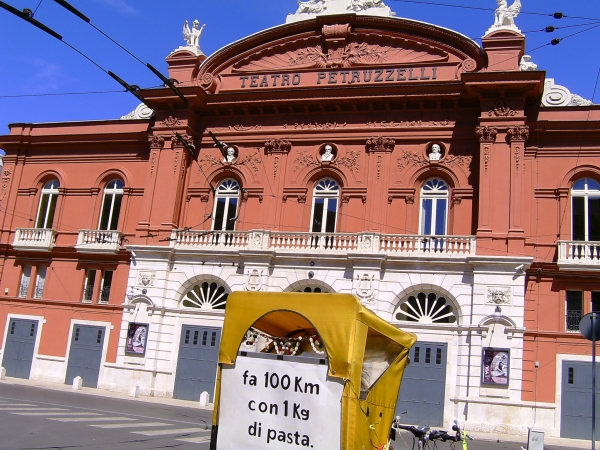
395,291,457,324
296,286,329,293
182,281,229,310
572,178,600,241
420,178,449,236
99,179,124,231
213,179,240,231
311,178,339,234
36,179,60,228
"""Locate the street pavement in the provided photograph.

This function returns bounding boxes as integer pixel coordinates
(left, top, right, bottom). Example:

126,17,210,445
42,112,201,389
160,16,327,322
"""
0,383,212,450
0,379,596,449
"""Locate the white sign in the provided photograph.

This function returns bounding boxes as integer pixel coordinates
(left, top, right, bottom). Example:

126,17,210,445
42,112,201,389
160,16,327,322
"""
217,355,344,449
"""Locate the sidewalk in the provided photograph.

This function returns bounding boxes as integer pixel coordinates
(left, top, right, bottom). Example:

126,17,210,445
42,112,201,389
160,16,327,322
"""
0,375,596,449
0,375,214,411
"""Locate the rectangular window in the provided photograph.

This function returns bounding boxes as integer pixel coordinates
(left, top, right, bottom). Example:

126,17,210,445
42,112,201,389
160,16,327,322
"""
312,198,324,233
435,199,447,235
425,347,431,364
593,292,600,313
33,266,47,299
590,198,600,241
566,290,584,331
225,198,238,231
99,271,113,304
421,199,433,234
413,346,420,363
568,367,574,384
213,198,227,231
572,197,585,241
82,270,96,303
19,266,32,298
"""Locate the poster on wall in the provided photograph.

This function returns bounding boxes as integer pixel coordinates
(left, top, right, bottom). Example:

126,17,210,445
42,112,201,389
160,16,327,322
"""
125,323,148,356
482,348,509,386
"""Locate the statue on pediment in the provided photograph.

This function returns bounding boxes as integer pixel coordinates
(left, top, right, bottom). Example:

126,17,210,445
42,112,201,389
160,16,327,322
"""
494,0,521,28
348,0,386,11
183,20,205,49
297,0,328,14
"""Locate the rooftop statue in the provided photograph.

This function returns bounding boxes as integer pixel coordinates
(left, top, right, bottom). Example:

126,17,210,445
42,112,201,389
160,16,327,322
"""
347,0,386,11
297,0,328,14
484,0,522,35
182,20,206,54
495,0,521,27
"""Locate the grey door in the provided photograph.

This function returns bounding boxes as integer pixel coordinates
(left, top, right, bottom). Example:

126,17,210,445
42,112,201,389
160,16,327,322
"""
65,325,105,388
173,326,221,402
561,360,600,439
395,342,447,427
2,319,38,379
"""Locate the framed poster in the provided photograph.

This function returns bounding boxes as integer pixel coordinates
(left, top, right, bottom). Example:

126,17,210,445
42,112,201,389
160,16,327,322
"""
482,348,509,386
125,323,149,356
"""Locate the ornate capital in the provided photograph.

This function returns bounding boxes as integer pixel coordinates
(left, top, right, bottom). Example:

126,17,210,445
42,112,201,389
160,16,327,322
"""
476,126,498,142
366,136,396,153
171,133,194,149
148,135,165,149
507,125,530,142
264,139,292,154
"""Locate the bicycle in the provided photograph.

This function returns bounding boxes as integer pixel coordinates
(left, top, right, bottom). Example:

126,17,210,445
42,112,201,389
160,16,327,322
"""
388,416,474,450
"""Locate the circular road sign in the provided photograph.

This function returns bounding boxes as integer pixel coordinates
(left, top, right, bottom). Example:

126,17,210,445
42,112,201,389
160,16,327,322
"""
579,312,600,341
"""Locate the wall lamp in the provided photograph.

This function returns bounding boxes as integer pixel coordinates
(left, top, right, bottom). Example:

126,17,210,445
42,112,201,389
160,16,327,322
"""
127,286,147,301
493,305,503,323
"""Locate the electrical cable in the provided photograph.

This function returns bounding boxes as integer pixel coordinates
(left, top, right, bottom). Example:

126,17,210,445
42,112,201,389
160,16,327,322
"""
0,90,126,98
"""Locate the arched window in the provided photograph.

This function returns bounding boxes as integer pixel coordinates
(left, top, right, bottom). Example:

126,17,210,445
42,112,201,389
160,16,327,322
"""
296,286,329,293
98,179,124,231
572,178,600,241
213,179,240,231
311,178,339,233
420,178,449,236
182,280,229,310
35,180,59,228
394,291,457,324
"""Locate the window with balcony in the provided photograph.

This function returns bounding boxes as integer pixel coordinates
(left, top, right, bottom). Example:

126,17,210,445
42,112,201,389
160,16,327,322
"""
98,179,124,231
311,179,339,234
82,269,96,303
572,178,600,242
35,180,59,229
19,265,32,298
33,266,47,299
420,178,448,236
566,290,584,331
99,271,113,304
212,179,240,232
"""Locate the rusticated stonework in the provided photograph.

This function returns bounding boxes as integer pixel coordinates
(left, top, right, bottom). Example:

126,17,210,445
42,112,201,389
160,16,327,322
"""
476,126,498,142
148,135,165,149
365,136,395,153
507,125,530,142
264,139,292,154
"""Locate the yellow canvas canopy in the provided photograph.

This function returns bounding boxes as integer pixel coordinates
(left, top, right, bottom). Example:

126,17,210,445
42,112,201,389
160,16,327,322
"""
212,292,417,449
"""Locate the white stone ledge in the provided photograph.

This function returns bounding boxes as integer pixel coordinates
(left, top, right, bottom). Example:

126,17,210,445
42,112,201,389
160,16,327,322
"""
451,396,555,409
36,354,66,362
103,363,172,375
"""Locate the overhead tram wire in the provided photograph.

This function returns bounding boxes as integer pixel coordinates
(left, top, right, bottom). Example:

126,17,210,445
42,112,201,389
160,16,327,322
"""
0,90,126,98
51,0,188,106
0,0,217,197
389,0,600,22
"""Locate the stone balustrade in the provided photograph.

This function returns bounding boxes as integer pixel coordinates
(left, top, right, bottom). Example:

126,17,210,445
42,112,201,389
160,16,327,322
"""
12,228,57,252
75,229,124,254
558,240,600,266
172,229,476,256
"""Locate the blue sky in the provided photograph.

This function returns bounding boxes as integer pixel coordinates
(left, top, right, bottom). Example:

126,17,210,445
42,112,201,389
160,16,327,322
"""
0,0,598,131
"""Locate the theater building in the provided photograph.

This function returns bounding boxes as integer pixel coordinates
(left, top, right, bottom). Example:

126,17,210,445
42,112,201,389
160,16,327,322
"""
0,0,598,438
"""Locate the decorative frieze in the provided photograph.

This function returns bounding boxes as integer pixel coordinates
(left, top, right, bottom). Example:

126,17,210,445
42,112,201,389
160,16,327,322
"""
487,101,516,117
476,126,498,142
507,125,530,142
284,122,347,130
273,157,280,179
161,116,182,127
365,136,395,153
198,150,262,173
264,139,292,154
293,149,360,173
0,167,12,212
397,150,471,170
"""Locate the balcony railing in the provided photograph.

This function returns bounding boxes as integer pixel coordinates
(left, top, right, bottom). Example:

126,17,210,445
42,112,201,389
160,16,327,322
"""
171,229,476,256
82,285,94,303
99,286,111,304
13,228,56,252
18,282,29,298
559,240,600,266
75,230,123,254
566,310,583,332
